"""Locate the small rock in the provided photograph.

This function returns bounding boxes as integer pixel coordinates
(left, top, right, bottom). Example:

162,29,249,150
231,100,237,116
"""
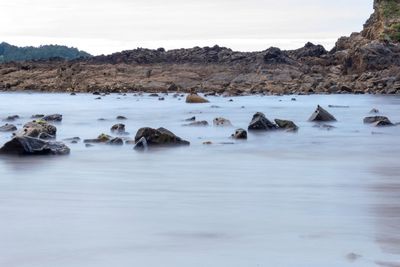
210,105,220,108
291,98,297,101
213,117,232,127
111,123,128,134
93,91,101,95
275,119,299,132
42,114,62,122
0,124,17,132
185,116,196,121
363,116,393,126
313,124,336,130
186,93,209,103
203,141,213,145
149,93,159,97
369,108,379,114
84,133,112,144
309,105,336,122
63,137,81,143
31,114,45,119
95,97,101,100
116,116,127,120
248,112,277,131
328,105,349,108
232,128,247,139
183,121,209,127
107,137,124,145
158,97,165,101
4,115,19,122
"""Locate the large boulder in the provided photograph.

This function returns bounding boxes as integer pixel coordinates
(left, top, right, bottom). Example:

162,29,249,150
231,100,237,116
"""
248,112,278,131
21,120,57,139
134,127,190,149
309,105,337,122
0,124,17,132
0,136,70,155
186,94,209,103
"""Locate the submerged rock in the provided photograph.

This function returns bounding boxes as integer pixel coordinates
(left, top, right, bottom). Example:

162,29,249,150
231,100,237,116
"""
313,124,336,131
0,136,70,155
183,121,209,127
31,114,45,119
4,115,20,122
84,133,112,143
248,112,277,131
108,137,124,145
275,119,299,132
309,105,337,122
213,117,232,127
369,108,379,114
42,114,62,122
111,123,128,134
186,94,209,103
232,128,247,139
363,116,393,125
134,127,190,150
116,115,127,120
0,124,17,132
63,137,81,143
184,116,196,121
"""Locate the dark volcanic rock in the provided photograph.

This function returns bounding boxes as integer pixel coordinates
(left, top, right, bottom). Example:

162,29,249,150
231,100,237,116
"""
232,128,247,139
275,119,299,132
42,114,62,122
248,112,278,131
309,105,337,122
0,136,70,155
0,124,17,132
134,127,190,149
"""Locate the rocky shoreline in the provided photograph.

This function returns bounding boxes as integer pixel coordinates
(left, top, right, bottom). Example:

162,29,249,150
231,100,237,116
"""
1,0,400,95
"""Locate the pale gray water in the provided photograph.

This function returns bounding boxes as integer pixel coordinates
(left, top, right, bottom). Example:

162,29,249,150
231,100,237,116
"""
0,93,399,267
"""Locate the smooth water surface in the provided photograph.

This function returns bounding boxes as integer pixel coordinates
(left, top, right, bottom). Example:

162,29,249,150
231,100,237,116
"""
0,93,399,267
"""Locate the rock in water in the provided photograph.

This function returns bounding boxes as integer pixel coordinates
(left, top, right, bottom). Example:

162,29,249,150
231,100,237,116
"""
0,136,70,155
0,124,17,132
111,123,127,134
84,133,112,143
275,119,299,132
4,115,20,122
248,112,277,131
42,114,62,122
213,117,232,127
108,137,124,145
134,127,190,149
21,121,57,139
232,128,247,139
363,116,393,125
309,105,337,122
183,121,209,127
186,94,209,103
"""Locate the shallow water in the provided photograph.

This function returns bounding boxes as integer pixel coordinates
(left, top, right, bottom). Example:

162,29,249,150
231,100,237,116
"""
0,93,399,267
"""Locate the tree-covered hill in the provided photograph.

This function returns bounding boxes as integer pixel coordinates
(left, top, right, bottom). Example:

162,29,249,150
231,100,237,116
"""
0,42,91,63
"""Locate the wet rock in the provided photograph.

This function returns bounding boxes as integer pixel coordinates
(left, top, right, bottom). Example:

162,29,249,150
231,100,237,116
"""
42,114,62,122
70,92,76,95
111,123,128,134
22,120,57,139
291,98,297,101
248,112,277,131
369,108,380,114
158,97,165,101
232,128,247,139
31,114,45,119
108,137,124,145
275,119,299,132
0,136,70,156
184,116,196,121
4,115,19,122
309,105,337,122
116,115,127,120
84,133,112,143
183,121,209,127
95,97,101,100
93,91,101,95
133,137,148,150
134,127,190,149
213,117,232,127
149,93,159,97
363,116,393,125
0,124,17,132
186,93,209,103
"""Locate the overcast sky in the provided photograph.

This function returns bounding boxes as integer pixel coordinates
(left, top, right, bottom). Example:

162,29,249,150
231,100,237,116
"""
0,0,373,55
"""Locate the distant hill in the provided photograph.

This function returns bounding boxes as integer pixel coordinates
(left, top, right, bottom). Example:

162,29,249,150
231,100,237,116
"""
0,42,91,63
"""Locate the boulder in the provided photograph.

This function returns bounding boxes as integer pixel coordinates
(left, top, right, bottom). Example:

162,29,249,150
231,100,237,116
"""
275,119,299,132
232,128,247,139
0,136,70,155
134,127,190,149
213,117,232,127
21,120,57,139
111,123,128,134
186,94,209,103
309,105,337,122
363,116,392,125
0,124,17,132
42,114,62,122
248,112,278,131
183,121,209,127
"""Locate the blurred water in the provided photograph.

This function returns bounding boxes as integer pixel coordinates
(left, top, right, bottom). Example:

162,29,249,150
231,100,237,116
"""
0,93,399,267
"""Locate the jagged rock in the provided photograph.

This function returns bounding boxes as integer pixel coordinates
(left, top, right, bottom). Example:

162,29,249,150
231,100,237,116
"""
0,136,70,155
21,120,57,139
0,124,17,132
183,121,209,127
275,119,299,132
134,127,190,149
213,117,232,127
186,94,209,103
309,105,337,122
42,114,62,122
232,128,247,139
248,112,278,130
364,116,393,125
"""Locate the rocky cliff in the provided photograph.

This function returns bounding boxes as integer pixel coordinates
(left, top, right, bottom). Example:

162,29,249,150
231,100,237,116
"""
0,0,400,95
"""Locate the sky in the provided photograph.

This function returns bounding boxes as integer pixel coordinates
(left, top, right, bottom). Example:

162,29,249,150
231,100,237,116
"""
0,0,374,55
